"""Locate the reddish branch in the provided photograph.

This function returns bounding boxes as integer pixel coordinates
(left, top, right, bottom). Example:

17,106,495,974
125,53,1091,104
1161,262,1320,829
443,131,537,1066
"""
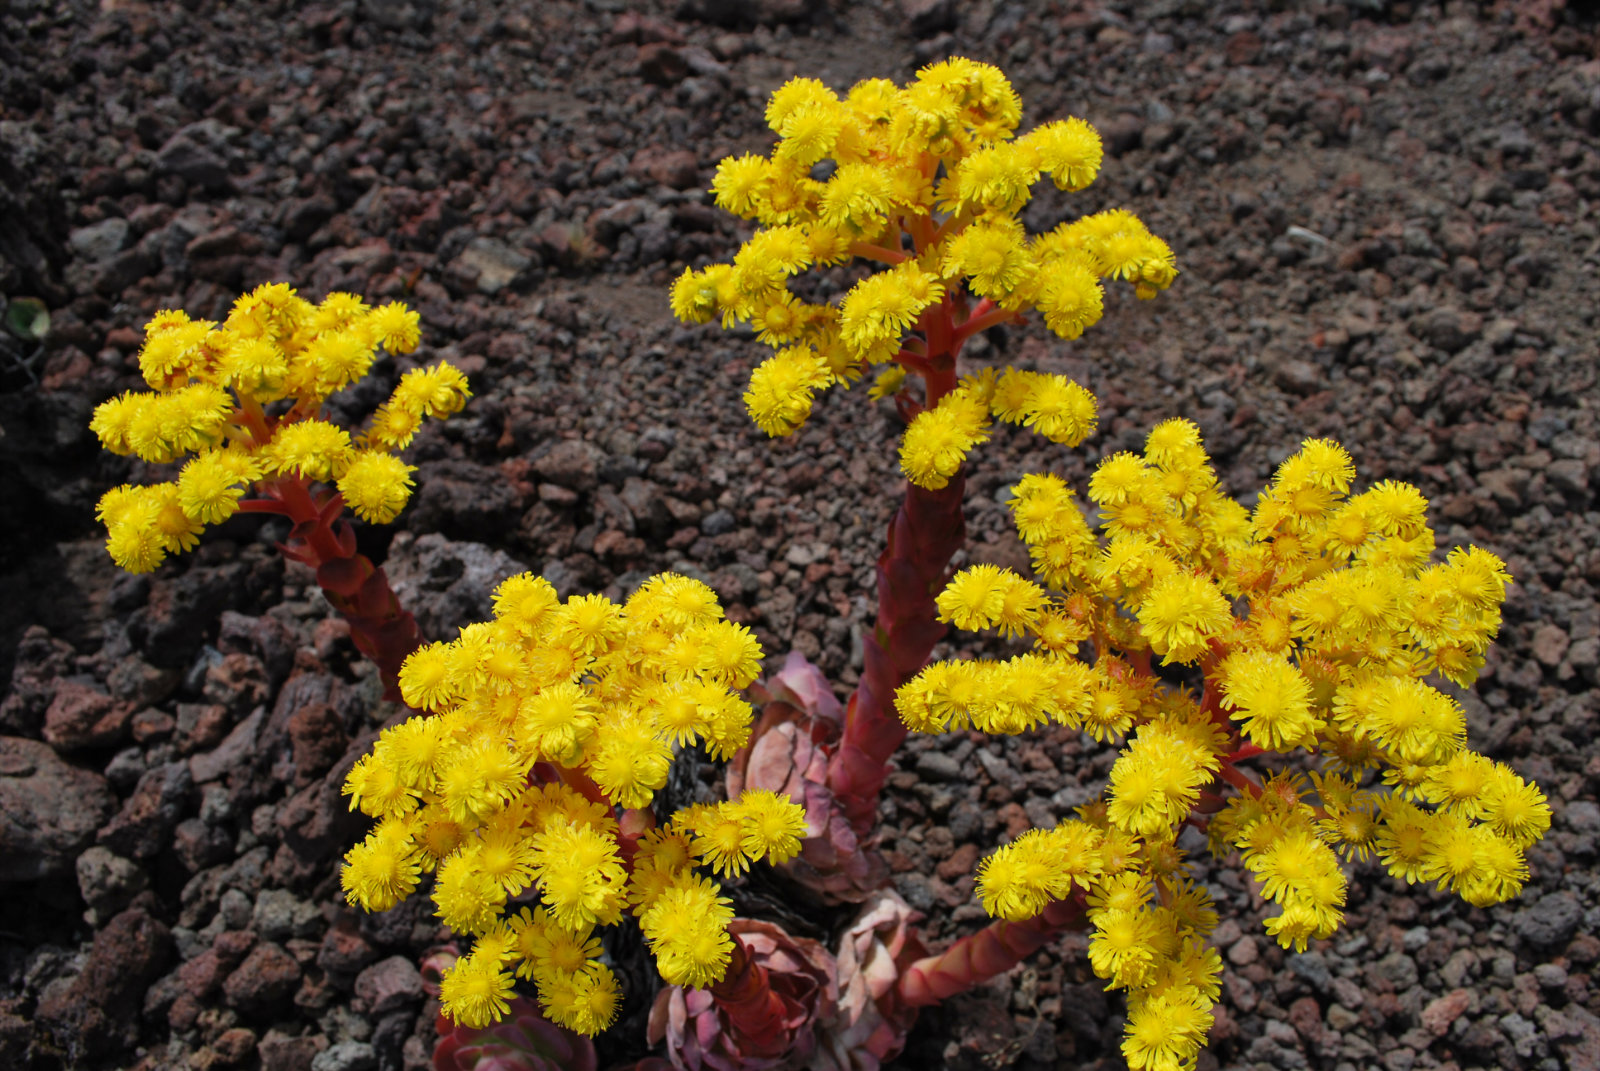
899,897,1086,1007
827,476,966,835
244,476,420,702
825,294,1006,835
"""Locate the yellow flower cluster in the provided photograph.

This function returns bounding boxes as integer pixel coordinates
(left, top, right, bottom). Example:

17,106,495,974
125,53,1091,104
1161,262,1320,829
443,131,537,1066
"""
900,366,1098,490
339,571,808,1035
897,415,1547,1071
669,58,1174,439
89,283,468,572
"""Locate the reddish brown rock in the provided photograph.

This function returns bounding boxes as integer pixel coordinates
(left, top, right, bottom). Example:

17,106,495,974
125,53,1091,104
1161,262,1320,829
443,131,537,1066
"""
223,941,303,1017
637,42,688,85
1225,30,1263,65
287,703,348,786
0,736,116,881
317,916,380,979
936,842,979,881
1421,988,1477,1036
260,1029,328,1071
98,761,193,860
43,680,132,751
354,955,424,1016
37,905,172,1059
198,1026,258,1068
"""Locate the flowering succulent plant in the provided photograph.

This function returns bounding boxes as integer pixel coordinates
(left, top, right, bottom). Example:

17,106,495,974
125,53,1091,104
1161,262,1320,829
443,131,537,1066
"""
672,59,1181,908
894,427,1546,1070
76,51,1548,1071
341,571,809,1036
88,285,467,697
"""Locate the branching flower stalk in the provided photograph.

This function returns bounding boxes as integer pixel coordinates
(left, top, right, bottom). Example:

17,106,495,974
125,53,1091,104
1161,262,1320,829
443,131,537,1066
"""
891,425,1550,1070
829,476,966,834
898,896,1084,1007
89,284,469,699
672,56,1177,840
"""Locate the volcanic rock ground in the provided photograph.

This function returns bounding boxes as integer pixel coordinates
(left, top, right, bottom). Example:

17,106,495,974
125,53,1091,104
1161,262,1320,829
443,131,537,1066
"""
2,1,1599,1069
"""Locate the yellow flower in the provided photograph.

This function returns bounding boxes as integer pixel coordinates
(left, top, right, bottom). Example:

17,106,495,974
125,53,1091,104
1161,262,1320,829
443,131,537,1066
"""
1136,573,1231,664
1218,650,1321,751
440,951,515,1029
337,450,415,524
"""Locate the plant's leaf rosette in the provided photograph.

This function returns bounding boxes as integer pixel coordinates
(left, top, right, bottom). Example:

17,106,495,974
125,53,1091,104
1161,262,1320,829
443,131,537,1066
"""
730,652,888,904
648,919,837,1071
434,995,599,1071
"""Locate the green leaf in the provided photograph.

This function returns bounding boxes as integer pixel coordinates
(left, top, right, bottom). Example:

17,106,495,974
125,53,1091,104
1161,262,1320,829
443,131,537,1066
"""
4,298,50,342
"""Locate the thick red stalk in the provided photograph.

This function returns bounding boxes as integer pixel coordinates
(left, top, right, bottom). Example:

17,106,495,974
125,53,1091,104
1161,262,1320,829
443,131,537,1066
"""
827,476,966,834
264,475,420,702
898,897,1085,1007
826,301,967,834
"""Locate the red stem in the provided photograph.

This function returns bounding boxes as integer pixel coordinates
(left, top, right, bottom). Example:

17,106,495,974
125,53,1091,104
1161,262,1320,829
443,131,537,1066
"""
1216,760,1263,798
826,301,967,835
268,473,420,702
906,212,936,255
899,897,1085,1007
850,241,910,265
950,299,1018,344
894,349,933,377
237,498,291,516
235,396,273,446
1225,742,1266,763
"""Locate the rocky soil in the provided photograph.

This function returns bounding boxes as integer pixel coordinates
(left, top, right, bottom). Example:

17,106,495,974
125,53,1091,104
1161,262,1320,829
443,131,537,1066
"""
2,1,1599,1069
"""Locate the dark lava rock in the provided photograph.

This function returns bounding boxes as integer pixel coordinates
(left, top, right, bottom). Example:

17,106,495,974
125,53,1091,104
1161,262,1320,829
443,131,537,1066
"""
1411,307,1483,353
131,561,257,670
217,610,298,690
76,845,150,924
260,1029,328,1071
914,751,963,781
353,955,424,1016
271,761,369,886
385,532,529,642
287,703,349,787
37,904,172,1061
0,626,76,735
97,760,193,860
0,736,116,882
409,459,526,538
1512,891,1582,949
156,130,231,192
173,816,233,873
318,916,381,981
42,680,132,752
223,940,303,1017
532,439,605,492
359,0,435,31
